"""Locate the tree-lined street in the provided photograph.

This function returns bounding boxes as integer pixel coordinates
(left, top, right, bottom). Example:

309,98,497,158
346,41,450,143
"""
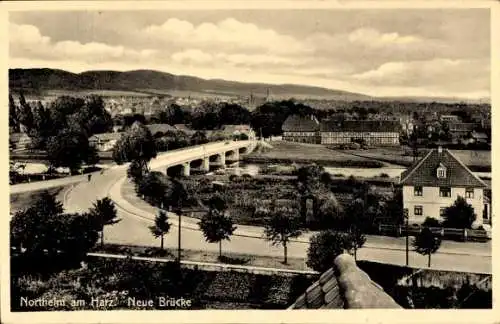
58,143,491,274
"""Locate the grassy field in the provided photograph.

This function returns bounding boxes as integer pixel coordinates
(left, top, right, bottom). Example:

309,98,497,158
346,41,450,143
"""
10,186,65,214
344,147,491,170
244,141,386,168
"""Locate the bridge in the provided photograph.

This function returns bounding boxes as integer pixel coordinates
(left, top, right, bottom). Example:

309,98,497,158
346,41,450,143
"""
153,140,256,177
10,140,256,195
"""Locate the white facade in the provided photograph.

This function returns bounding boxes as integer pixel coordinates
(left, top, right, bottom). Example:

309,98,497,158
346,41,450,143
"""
321,131,399,145
403,185,485,225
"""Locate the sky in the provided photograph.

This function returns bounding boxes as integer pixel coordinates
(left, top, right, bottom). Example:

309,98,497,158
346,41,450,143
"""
9,9,491,99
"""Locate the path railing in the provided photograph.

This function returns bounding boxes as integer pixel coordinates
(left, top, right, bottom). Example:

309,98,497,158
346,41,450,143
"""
378,224,490,242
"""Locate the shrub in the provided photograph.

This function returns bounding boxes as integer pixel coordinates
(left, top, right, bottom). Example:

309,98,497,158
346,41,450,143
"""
422,217,441,228
306,230,347,272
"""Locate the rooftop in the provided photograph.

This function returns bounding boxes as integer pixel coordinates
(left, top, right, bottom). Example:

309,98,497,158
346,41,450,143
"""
89,132,123,141
289,254,402,309
282,114,320,132
146,123,178,135
400,148,487,188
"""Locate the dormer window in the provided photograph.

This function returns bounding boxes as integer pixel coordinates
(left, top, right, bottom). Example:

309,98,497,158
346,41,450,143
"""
437,163,447,179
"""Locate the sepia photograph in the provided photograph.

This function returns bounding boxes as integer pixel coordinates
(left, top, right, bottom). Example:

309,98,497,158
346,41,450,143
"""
2,0,496,322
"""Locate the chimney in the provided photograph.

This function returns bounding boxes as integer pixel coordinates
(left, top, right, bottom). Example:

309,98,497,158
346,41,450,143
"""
438,146,443,154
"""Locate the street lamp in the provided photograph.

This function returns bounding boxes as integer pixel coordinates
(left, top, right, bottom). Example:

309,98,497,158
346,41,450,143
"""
404,208,409,266
169,205,182,266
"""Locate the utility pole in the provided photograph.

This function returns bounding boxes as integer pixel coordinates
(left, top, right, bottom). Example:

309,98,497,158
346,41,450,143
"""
404,208,409,266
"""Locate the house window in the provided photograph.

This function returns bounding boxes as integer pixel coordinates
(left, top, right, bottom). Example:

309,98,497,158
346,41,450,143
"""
414,206,423,216
440,207,446,217
414,186,423,196
437,164,447,178
466,188,474,198
439,187,452,197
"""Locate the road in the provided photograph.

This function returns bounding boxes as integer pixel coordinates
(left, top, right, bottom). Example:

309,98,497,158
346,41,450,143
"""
19,140,491,274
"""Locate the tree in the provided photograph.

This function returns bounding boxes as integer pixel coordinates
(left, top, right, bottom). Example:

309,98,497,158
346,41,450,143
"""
136,172,172,208
311,193,344,230
149,210,171,251
442,196,476,229
263,205,302,264
127,159,144,184
10,191,98,260
345,226,366,261
190,131,209,145
306,230,347,272
89,197,120,246
422,217,441,228
112,121,157,173
413,227,441,267
30,101,56,149
85,145,100,167
198,210,236,258
9,94,19,132
296,164,327,221
46,129,92,174
17,92,34,132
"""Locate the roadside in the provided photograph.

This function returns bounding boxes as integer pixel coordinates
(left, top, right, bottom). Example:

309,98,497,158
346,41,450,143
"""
92,244,313,272
115,173,492,258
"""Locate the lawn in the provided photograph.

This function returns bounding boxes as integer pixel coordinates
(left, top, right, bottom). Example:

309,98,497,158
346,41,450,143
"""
243,141,386,168
96,243,313,272
343,147,491,170
10,186,66,214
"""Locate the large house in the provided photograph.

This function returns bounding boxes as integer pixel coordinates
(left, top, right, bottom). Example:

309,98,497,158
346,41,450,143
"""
399,147,489,226
221,124,256,139
446,122,478,143
281,115,321,144
89,132,123,152
320,120,400,146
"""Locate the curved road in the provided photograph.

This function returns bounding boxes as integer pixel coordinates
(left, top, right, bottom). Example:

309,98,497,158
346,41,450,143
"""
58,141,491,274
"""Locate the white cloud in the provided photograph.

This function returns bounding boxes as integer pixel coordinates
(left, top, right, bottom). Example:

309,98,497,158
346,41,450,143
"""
9,23,50,46
347,28,422,47
9,23,158,63
143,18,310,55
351,58,489,93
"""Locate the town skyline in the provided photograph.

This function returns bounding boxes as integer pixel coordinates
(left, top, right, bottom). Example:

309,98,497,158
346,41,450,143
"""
9,8,490,100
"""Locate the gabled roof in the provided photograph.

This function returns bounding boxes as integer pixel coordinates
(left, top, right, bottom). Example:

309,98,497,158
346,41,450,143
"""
400,148,487,188
282,114,320,132
146,124,178,135
221,124,252,133
89,132,123,141
320,120,400,133
289,254,402,309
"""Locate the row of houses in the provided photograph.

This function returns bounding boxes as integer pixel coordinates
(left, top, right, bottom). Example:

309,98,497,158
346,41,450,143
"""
88,124,255,151
282,115,400,146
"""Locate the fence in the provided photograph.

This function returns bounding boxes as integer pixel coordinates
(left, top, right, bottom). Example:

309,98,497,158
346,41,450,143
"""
378,224,490,242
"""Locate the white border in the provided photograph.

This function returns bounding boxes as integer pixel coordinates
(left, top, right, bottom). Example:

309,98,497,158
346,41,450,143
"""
1,1,498,323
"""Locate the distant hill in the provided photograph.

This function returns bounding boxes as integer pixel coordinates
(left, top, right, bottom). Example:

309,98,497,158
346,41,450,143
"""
9,68,489,104
9,68,371,101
